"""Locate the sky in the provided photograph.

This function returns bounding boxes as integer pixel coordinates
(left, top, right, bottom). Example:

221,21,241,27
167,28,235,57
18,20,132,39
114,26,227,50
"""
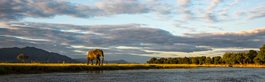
0,0,265,63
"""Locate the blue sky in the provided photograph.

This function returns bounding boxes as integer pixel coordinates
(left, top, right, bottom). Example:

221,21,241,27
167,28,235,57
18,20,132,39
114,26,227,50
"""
21,0,265,35
0,0,265,62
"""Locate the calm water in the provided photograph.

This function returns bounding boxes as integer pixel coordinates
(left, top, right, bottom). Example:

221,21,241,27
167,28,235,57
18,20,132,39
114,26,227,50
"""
1,67,265,82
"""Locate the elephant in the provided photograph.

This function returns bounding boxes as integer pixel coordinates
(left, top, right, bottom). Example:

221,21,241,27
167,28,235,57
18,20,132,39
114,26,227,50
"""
87,49,104,65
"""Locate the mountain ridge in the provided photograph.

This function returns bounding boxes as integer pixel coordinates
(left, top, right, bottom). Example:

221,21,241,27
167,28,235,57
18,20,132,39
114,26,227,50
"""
0,46,77,63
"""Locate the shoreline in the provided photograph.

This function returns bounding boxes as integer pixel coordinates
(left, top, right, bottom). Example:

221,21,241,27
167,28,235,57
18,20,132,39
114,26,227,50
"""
1,63,265,75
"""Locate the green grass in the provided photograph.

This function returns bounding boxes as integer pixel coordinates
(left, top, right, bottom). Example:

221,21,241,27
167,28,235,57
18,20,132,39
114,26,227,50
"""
1,63,265,75
0,63,195,75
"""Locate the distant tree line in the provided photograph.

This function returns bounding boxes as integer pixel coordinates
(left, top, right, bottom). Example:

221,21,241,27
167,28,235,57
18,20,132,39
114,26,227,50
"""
147,44,265,65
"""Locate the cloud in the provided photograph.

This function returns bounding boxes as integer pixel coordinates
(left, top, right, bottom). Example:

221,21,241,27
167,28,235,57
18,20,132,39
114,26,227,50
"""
0,22,211,60
143,43,211,52
207,0,222,12
0,0,177,26
0,0,102,21
0,0,262,25
0,22,19,30
184,27,265,48
186,27,265,36
204,0,222,22
204,0,264,22
70,45,109,50
96,0,149,14
218,0,240,17
115,46,142,50
0,35,50,42
177,0,192,20
246,6,265,19
142,47,259,57
1,22,264,62
183,0,240,23
178,0,190,6
0,0,156,22
146,0,174,15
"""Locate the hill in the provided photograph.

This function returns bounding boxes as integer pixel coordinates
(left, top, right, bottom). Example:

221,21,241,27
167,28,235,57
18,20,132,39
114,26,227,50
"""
0,47,77,63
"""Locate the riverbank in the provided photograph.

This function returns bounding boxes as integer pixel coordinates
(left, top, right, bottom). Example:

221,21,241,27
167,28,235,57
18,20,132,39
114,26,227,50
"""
1,63,265,75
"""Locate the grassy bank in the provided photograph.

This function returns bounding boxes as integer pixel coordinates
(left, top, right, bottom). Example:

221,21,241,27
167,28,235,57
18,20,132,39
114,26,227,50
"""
1,63,265,75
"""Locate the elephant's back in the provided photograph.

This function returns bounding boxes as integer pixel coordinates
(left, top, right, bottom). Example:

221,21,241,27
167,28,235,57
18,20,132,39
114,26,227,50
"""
87,50,96,58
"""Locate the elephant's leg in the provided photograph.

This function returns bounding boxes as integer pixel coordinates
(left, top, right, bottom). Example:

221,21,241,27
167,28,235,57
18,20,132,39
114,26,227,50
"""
98,58,101,66
87,59,90,65
95,59,97,65
95,58,100,65
97,59,100,65
91,60,93,65
96,56,100,66
97,60,99,66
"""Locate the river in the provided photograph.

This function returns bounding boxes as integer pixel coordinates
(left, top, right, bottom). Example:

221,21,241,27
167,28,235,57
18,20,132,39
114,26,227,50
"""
1,67,265,82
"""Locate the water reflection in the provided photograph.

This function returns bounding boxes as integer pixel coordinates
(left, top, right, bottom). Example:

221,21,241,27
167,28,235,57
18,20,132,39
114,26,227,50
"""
1,68,265,82
86,70,104,74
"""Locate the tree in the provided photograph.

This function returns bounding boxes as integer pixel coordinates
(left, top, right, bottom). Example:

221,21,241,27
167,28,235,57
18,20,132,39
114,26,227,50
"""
235,53,244,64
147,57,157,64
222,53,232,64
198,56,206,65
166,58,175,64
260,44,265,52
159,58,166,64
145,44,264,65
191,57,199,64
172,58,178,64
243,52,251,64
176,57,183,64
254,55,264,64
205,57,212,64
16,53,29,63
248,50,258,63
254,45,265,64
242,50,257,64
182,57,190,64
212,56,222,64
